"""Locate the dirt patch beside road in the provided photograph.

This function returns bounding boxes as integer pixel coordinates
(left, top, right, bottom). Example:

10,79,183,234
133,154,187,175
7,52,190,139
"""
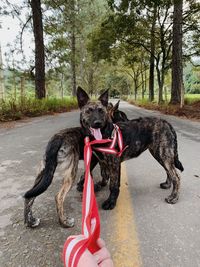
129,100,200,122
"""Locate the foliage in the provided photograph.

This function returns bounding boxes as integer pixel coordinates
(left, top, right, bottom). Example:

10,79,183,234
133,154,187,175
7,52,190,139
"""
184,63,200,93
0,0,200,107
104,72,131,97
184,94,200,104
0,97,77,121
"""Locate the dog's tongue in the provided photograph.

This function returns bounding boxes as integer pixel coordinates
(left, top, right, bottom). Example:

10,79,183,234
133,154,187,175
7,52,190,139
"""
90,128,102,140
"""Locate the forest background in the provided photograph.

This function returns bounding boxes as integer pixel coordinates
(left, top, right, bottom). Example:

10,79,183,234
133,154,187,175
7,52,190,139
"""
0,0,200,121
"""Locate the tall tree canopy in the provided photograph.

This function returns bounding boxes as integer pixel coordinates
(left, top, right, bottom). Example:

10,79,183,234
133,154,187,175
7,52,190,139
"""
0,0,199,101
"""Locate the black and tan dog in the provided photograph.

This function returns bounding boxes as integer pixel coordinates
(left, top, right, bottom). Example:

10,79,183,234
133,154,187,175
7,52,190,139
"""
24,87,113,228
24,88,183,228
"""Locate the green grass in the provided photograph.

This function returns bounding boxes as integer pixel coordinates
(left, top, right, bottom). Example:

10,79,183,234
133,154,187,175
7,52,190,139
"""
184,94,200,105
127,93,200,105
0,97,78,122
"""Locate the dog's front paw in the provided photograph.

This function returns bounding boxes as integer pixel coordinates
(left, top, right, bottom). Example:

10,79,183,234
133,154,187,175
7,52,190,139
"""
59,217,75,228
102,198,116,210
165,194,179,204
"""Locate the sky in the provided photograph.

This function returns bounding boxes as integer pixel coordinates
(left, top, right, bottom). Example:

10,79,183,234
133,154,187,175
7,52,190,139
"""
0,0,199,68
0,0,34,68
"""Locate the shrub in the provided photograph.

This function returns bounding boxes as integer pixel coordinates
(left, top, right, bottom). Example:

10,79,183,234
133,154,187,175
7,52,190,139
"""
0,97,78,122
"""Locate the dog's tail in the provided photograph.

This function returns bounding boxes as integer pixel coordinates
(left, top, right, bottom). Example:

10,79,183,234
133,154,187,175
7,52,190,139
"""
175,157,184,172
167,121,184,172
24,136,63,199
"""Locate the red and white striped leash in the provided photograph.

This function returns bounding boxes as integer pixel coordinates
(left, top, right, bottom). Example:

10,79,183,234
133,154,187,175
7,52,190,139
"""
63,124,127,267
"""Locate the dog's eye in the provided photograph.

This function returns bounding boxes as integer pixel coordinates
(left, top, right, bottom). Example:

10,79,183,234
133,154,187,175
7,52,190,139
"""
97,108,104,113
86,108,93,114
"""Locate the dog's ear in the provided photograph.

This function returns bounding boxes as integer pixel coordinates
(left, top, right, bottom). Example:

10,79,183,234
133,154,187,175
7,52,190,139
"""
113,100,120,112
98,89,109,107
76,87,90,108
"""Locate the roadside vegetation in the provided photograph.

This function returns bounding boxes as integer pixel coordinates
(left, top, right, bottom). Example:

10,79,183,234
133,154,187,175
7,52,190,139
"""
0,97,77,122
128,94,200,120
0,0,199,122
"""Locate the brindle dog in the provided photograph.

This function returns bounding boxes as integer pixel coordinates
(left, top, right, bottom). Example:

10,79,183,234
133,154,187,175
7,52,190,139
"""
107,101,128,123
77,97,184,210
24,88,183,228
24,87,113,228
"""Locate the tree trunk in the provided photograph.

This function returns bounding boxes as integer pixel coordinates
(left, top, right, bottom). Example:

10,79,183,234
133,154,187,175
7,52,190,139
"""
158,81,164,104
155,56,161,104
157,64,165,104
71,30,76,96
0,45,5,100
30,0,45,99
88,69,94,95
70,0,76,96
20,75,25,104
156,65,163,104
134,78,138,101
60,72,64,99
144,69,147,97
170,0,184,106
13,71,17,100
141,71,145,99
149,5,157,102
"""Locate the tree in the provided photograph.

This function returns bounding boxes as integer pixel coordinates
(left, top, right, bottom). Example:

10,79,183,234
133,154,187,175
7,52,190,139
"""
170,0,184,106
44,0,108,96
0,44,5,100
149,4,157,102
89,0,174,102
30,0,46,99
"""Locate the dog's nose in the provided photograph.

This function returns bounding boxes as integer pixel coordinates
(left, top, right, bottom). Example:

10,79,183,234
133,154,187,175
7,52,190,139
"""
93,120,102,128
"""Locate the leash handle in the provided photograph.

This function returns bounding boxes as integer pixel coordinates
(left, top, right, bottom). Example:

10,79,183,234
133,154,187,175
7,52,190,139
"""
63,138,100,267
82,137,100,252
63,125,126,267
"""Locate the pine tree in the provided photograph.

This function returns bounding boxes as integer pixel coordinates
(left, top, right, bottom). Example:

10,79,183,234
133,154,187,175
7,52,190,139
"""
0,44,5,100
170,0,184,106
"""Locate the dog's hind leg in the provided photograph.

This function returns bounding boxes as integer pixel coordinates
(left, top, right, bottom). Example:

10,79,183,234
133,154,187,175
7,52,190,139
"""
55,151,79,228
24,160,44,227
24,197,40,227
163,164,180,204
149,148,180,204
160,174,172,189
149,147,172,189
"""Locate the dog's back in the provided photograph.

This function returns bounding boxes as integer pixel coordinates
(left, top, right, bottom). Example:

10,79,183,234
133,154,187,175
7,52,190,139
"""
116,116,183,172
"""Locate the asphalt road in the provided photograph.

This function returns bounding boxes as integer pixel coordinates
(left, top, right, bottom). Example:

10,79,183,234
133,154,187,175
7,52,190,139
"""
0,101,200,267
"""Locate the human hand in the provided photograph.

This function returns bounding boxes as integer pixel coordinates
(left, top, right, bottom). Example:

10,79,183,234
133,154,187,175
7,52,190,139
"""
77,248,98,267
77,238,114,267
93,238,114,267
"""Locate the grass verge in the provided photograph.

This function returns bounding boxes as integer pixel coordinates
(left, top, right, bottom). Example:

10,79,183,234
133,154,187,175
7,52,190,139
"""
128,96,200,121
0,97,78,122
